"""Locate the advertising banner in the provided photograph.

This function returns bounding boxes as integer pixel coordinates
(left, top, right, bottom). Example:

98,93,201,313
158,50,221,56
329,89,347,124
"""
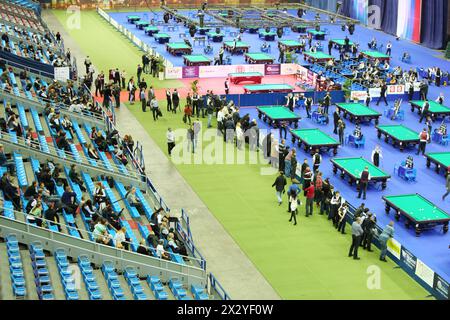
387,238,401,260
280,63,301,75
182,66,200,78
433,274,449,300
387,84,405,95
54,67,70,82
401,247,417,273
165,66,183,79
350,91,367,101
198,64,265,78
415,259,434,288
264,64,281,76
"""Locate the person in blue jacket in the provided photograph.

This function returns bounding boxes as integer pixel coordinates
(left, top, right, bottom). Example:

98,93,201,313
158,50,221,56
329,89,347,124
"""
379,221,395,262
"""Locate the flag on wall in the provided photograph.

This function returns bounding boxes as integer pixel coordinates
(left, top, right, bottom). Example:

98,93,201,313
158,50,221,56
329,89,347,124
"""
352,0,368,25
396,0,422,42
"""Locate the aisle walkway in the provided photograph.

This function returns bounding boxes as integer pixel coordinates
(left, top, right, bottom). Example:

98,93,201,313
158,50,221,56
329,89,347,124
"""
43,9,280,300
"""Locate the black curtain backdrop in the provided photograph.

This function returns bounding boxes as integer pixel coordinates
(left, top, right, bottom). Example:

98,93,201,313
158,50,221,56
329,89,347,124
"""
421,0,447,49
379,0,398,36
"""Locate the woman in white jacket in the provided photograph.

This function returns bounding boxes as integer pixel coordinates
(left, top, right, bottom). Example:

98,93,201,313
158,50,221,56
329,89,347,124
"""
236,123,244,150
289,192,301,226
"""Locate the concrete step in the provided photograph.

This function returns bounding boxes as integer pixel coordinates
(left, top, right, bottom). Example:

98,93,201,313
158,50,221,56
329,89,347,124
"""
93,269,112,300
0,242,15,300
20,247,38,300
45,255,66,300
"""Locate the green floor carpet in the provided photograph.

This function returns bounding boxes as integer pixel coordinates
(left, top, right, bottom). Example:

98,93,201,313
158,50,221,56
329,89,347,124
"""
52,9,432,300
52,10,182,89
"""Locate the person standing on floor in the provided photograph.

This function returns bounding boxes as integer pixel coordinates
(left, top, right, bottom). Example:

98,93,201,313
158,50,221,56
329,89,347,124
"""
371,145,382,167
333,108,340,134
336,203,348,234
337,119,345,145
172,89,180,114
357,166,370,200
442,167,450,200
385,41,392,56
329,190,343,223
362,214,376,251
376,82,388,106
304,182,315,217
278,139,286,172
167,128,175,156
289,191,300,226
150,97,159,121
323,91,331,114
224,78,230,95
378,221,394,262
140,88,146,112
365,91,371,107
312,150,322,173
416,128,429,155
272,171,287,206
166,89,172,112
137,64,143,84
348,217,364,260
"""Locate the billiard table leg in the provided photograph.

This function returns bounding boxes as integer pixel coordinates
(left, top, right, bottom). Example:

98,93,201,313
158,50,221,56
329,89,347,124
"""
333,165,337,175
291,136,296,144
426,158,431,168
443,222,449,234
435,164,440,173
294,121,299,129
395,211,401,221
382,180,387,190
384,204,390,214
333,147,338,155
257,112,262,119
375,118,379,125
377,130,381,139
415,224,421,237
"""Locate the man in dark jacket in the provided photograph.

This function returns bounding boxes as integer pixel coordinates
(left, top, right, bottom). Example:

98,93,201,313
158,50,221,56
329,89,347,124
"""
272,171,287,205
361,213,375,251
333,108,340,134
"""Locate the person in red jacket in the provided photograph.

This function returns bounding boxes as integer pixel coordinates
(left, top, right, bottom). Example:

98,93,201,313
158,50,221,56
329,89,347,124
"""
304,183,315,217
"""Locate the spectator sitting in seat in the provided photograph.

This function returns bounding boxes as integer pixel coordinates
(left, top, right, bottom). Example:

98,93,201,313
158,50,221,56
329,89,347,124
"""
167,232,188,257
0,144,15,173
56,131,70,152
7,114,23,137
68,164,87,192
126,187,145,215
95,131,108,151
100,202,122,230
0,171,21,210
44,201,62,232
25,128,38,149
156,239,170,260
61,185,78,215
137,239,150,255
87,143,100,160
24,181,39,200
93,218,113,246
405,155,414,169
115,146,128,166
61,115,74,135
93,182,107,205
353,124,363,139
53,166,68,189
114,227,130,251
80,198,97,221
